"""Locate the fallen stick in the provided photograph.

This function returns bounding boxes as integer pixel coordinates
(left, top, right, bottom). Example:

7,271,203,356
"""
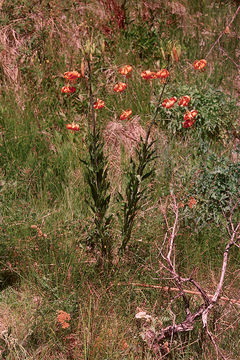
117,282,240,306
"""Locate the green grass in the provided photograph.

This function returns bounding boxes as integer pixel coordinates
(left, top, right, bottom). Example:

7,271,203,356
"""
0,0,240,358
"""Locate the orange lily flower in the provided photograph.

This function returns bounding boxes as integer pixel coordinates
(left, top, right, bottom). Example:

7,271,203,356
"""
178,95,191,107
114,82,127,92
64,71,81,81
120,109,132,120
119,65,132,77
182,110,198,128
66,123,80,131
182,119,196,128
141,70,155,80
188,197,197,208
93,99,105,109
61,86,76,94
193,59,207,71
156,69,170,79
162,97,177,109
184,110,198,121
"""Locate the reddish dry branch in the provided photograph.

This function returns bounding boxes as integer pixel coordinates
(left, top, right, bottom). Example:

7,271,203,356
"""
117,282,240,305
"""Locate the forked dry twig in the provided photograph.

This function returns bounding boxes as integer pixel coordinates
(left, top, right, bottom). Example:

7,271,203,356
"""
134,195,239,357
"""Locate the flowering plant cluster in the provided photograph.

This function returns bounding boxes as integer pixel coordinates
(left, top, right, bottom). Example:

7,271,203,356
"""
61,60,207,130
58,56,211,261
161,94,198,127
158,59,207,128
140,68,169,81
61,70,81,94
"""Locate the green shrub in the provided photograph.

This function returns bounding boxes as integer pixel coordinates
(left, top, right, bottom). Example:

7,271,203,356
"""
157,85,239,140
186,153,240,226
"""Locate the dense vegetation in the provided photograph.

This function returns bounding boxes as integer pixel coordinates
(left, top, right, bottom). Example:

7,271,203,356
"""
0,1,239,359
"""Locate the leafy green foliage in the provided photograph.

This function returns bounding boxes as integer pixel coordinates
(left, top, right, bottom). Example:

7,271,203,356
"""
118,139,156,253
81,132,113,262
187,153,240,225
124,23,162,61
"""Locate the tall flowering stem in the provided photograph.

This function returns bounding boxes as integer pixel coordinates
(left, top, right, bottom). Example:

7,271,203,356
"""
82,58,113,265
118,60,170,254
86,59,96,139
145,73,169,145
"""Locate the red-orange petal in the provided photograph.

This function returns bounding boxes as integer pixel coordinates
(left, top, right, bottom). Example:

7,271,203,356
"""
64,71,81,80
61,86,76,94
119,65,132,76
120,109,132,120
114,82,127,92
93,99,105,109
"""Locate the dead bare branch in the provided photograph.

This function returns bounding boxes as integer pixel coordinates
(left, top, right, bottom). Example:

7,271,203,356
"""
135,196,240,356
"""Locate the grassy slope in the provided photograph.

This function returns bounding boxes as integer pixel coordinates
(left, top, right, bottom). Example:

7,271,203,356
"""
0,0,239,359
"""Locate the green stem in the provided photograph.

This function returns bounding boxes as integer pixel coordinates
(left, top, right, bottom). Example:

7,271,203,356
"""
86,58,96,139
145,55,171,146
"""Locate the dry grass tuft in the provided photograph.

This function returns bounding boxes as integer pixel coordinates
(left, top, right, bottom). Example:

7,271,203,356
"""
103,116,150,190
0,26,23,84
104,116,148,156
103,116,150,174
0,303,10,333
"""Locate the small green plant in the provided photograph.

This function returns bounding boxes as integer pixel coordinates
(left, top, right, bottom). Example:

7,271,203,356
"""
188,152,240,225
